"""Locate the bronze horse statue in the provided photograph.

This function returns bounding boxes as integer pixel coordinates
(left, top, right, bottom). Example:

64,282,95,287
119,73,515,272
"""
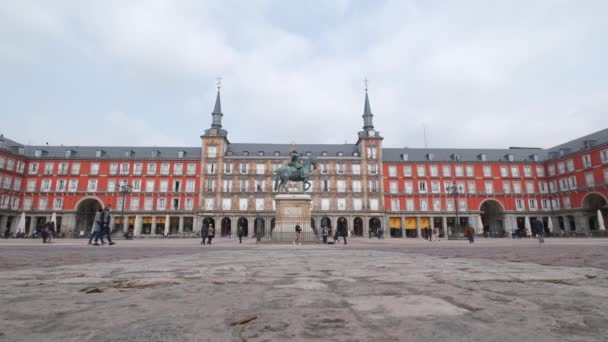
274,157,317,192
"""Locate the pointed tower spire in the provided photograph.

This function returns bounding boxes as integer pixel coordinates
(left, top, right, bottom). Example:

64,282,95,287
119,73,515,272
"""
211,77,223,129
362,78,374,131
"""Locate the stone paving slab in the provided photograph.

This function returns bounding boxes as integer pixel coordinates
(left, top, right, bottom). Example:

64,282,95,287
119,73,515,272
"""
1,239,608,341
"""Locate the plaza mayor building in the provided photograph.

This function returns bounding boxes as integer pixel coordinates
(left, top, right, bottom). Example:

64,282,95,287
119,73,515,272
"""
0,88,607,239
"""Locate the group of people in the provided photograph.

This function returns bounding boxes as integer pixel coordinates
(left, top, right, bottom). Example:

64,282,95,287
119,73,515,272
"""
319,218,349,245
39,221,56,244
369,227,385,239
87,206,116,246
200,223,249,245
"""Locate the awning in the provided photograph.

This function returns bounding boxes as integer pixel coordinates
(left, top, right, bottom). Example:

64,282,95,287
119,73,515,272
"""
389,217,402,229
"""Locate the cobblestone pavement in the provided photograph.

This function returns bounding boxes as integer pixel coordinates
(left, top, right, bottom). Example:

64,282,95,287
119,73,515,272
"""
1,238,608,341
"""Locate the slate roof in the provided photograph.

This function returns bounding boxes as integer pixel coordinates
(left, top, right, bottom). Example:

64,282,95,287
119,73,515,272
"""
382,147,544,163
225,143,360,158
545,128,608,159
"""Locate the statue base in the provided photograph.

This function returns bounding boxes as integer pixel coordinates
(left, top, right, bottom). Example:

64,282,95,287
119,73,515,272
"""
269,193,317,243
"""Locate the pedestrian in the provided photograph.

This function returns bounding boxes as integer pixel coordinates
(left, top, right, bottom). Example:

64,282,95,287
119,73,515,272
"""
87,207,105,246
532,218,545,244
337,218,347,245
321,224,328,244
432,227,439,241
95,206,115,246
47,221,56,243
377,226,384,240
465,224,475,244
41,223,49,244
207,224,215,245
200,223,209,245
294,224,302,245
237,224,244,243
127,226,134,240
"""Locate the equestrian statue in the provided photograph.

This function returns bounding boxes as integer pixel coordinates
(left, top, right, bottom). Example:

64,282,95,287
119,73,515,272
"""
274,151,317,192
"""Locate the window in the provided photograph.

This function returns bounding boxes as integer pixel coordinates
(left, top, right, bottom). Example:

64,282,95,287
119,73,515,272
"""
566,159,575,172
484,181,494,194
240,163,249,174
585,172,595,187
557,162,565,174
87,179,97,192
482,166,491,177
418,181,427,193
89,163,99,175
466,165,474,177
178,151,185,159
541,199,550,210
403,165,412,177
389,181,398,194
337,198,346,210
187,163,197,175
223,163,232,174
218,198,230,211
256,163,265,175
322,180,330,192
23,198,33,210
352,164,361,175
500,166,508,177
35,150,42,157
255,180,265,192
2,176,11,190
147,163,157,175
134,163,143,175
237,198,247,210
582,154,592,168
337,163,345,174
601,149,608,164
367,147,377,159
255,198,264,211
40,179,51,192
431,181,440,193
239,180,249,192
130,198,139,211
68,180,78,192
458,199,467,211
186,180,195,192
368,164,378,174
28,162,39,174
439,165,451,177
157,198,166,210
208,146,217,158
16,161,24,173
11,197,19,210
420,199,428,211
405,181,413,194
446,199,454,211
455,165,463,177
321,199,330,210
513,182,522,193
551,198,560,210
390,199,400,211
56,179,67,192
116,197,124,210
160,180,168,192
13,178,21,191
95,150,103,158
467,181,476,194
173,180,181,192
406,198,415,211
559,178,568,191
38,197,48,210
120,163,130,175
173,163,182,175
536,166,545,177
529,199,538,210
430,165,438,177
132,179,141,192
433,198,441,211
71,163,80,175
43,162,54,175
515,199,524,210
369,199,379,210
160,163,170,175
58,163,68,175
6,159,14,171
502,182,511,193
223,180,233,192
207,163,216,174
562,197,571,209
539,182,548,193
510,166,519,177
352,180,361,192
145,180,155,192
107,179,116,192
144,198,153,210
604,169,608,184
109,163,118,175
416,165,426,177
523,166,532,177
388,166,397,177
185,198,193,210
369,180,378,192
337,180,346,192
0,157,4,169
526,182,535,194
568,176,577,189
548,164,556,176
549,180,557,193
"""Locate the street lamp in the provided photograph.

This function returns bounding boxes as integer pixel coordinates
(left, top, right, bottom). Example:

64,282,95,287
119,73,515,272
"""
119,184,133,235
447,184,463,239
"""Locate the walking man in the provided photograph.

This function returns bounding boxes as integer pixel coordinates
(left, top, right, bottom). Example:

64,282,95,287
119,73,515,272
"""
465,224,476,244
237,224,244,243
532,218,545,244
87,207,105,246
96,206,115,245
337,218,347,245
321,224,328,244
200,223,208,245
294,224,302,245
207,224,215,245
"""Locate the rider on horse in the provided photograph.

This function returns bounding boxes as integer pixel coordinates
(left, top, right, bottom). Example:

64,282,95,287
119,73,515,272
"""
288,151,304,178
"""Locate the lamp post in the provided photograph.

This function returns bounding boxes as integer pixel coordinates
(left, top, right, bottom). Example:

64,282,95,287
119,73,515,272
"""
119,184,132,234
447,184,462,239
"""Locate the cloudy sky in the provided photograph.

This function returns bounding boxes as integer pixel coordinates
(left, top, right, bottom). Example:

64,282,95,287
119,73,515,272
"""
1,0,607,149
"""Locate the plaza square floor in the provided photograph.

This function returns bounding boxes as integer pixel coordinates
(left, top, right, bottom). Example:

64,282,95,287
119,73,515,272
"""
1,237,607,341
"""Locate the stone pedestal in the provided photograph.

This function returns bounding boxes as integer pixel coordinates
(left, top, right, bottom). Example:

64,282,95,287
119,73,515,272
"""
271,193,316,243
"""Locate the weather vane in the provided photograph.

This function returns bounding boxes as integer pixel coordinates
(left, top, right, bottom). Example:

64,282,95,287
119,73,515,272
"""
364,77,369,92
216,77,223,90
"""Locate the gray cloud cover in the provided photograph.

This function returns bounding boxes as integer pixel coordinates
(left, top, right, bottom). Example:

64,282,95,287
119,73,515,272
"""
1,0,607,148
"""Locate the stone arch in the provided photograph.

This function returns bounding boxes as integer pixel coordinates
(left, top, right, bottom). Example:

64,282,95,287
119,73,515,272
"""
221,217,231,237
321,216,332,235
369,217,382,233
337,217,348,236
353,217,363,236
254,217,265,237
238,217,249,237
202,217,215,233
582,192,607,209
479,199,506,237
582,192,607,231
75,197,104,236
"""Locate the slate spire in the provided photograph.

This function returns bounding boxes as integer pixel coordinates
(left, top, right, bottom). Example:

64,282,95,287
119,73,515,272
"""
362,80,374,131
211,78,223,129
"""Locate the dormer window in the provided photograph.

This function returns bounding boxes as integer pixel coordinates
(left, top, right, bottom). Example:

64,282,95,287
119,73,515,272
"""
479,154,487,161
353,152,359,157
123,150,133,158
226,151,234,156
321,151,327,156
95,150,104,158
258,151,264,156
178,150,185,159
427,153,434,161
65,150,74,158
451,154,460,161
506,154,514,162
306,151,312,157
337,151,343,156
0,139,4,149
559,148,570,156
152,150,160,158
531,154,539,162
35,150,43,157
18,147,25,155
274,151,280,157
401,153,408,161
243,151,249,156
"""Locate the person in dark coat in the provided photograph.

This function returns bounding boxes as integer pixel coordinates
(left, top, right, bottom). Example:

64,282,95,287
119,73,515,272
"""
532,218,545,244
337,218,347,245
95,206,115,245
207,224,215,245
200,224,209,245
321,225,328,244
237,225,244,243
88,208,105,246
464,225,475,244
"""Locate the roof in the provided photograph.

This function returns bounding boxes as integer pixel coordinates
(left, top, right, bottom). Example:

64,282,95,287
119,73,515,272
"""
19,145,201,160
546,128,608,159
225,143,360,157
382,147,544,163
